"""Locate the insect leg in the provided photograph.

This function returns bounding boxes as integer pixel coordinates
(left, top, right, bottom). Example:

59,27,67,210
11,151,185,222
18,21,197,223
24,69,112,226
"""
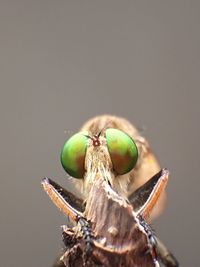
138,215,159,265
133,171,179,267
77,216,94,255
41,178,93,255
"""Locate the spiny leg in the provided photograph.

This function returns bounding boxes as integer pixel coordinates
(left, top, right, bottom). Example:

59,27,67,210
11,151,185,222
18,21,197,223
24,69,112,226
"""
132,169,179,267
41,178,93,255
138,215,159,265
77,215,94,255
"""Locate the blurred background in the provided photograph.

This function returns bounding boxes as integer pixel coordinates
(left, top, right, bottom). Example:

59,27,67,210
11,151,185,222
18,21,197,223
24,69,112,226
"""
0,1,199,266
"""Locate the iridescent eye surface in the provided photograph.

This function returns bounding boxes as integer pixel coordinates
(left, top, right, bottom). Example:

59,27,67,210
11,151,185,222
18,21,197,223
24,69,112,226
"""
106,128,138,175
60,132,88,178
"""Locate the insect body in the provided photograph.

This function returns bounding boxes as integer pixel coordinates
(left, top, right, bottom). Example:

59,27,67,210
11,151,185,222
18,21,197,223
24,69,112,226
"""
42,115,179,267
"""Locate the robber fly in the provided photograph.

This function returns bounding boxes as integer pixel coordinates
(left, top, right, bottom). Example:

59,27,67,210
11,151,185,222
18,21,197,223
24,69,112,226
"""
42,115,179,267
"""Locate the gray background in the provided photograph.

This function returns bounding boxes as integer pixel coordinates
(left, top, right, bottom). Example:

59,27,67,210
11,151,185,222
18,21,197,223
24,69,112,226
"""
0,1,199,267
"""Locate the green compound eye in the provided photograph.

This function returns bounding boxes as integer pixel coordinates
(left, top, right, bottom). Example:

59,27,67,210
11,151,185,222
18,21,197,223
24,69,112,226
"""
106,128,138,175
60,132,88,179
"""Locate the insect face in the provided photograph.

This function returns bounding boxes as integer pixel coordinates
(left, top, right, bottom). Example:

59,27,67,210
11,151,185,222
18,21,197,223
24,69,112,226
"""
60,128,138,182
